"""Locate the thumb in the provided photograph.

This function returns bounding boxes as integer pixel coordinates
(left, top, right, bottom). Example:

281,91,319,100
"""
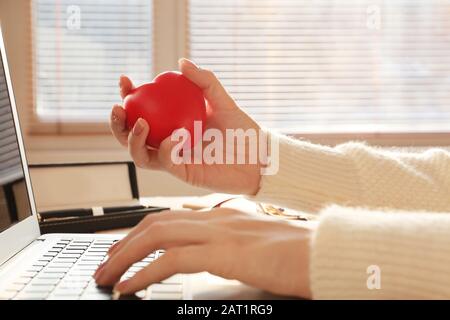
178,58,235,109
119,75,135,99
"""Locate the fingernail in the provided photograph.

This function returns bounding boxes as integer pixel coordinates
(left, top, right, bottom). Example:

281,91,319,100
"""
179,58,199,69
133,119,144,136
111,111,119,122
114,280,129,295
112,289,121,300
95,268,105,282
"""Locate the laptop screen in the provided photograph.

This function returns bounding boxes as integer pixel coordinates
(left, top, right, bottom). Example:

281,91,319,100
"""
0,49,32,232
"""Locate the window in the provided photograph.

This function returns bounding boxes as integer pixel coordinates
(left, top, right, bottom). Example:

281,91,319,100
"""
188,0,450,134
33,0,153,123
0,57,22,184
28,0,450,140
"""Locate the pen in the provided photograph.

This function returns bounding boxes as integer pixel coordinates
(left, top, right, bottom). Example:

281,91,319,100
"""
39,205,147,220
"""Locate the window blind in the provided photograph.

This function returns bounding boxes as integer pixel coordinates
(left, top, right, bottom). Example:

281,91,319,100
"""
33,0,153,122
188,0,450,133
0,57,23,185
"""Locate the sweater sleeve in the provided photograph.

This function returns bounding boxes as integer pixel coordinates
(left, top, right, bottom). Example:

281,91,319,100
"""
310,206,450,299
253,131,450,213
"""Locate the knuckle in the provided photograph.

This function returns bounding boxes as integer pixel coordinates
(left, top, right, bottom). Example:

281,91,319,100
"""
203,69,216,80
165,248,182,267
133,160,145,169
147,221,166,237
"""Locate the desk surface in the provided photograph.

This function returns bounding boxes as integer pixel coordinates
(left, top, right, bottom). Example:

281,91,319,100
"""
98,196,294,300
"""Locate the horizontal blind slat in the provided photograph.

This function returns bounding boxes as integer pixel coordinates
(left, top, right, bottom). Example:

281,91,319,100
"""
34,0,153,122
189,0,450,132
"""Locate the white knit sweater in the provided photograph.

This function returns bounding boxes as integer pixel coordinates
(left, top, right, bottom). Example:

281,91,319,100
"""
254,132,450,299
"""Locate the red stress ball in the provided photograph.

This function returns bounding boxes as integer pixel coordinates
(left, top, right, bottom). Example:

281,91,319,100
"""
123,71,206,149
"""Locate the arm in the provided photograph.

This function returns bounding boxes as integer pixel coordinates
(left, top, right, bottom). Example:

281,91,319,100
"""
253,131,450,213
311,206,450,299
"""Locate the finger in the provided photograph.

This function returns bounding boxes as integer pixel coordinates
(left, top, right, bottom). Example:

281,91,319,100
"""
119,75,135,99
110,105,129,147
114,245,209,295
156,134,190,179
178,58,235,110
96,220,212,286
128,118,160,169
107,210,212,256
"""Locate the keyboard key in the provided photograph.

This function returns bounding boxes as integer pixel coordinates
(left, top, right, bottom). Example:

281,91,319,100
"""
46,263,70,268
47,262,73,268
63,276,92,283
135,290,147,299
81,293,111,300
53,259,77,264
72,265,98,271
77,261,101,266
27,266,44,272
121,272,136,280
58,254,81,258
38,257,53,262
82,288,112,299
151,292,183,300
129,266,143,273
47,294,80,300
62,250,85,254
80,257,104,261
31,278,60,286
63,247,88,253
133,262,149,268
24,285,55,293
14,277,33,285
37,273,65,279
59,279,89,287
15,291,48,300
86,249,108,253
0,290,17,299
43,252,58,258
150,284,183,293
93,240,115,244
33,261,48,267
72,240,93,244
65,245,88,248
67,270,95,277
54,285,84,293
44,267,71,273
6,282,25,292
21,271,38,278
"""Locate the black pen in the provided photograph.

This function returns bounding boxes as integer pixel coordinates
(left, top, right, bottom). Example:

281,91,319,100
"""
39,205,146,220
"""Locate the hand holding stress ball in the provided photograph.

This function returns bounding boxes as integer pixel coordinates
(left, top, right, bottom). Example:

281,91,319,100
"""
123,71,207,148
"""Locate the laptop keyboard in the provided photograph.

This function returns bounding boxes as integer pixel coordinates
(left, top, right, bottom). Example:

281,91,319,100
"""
1,237,181,300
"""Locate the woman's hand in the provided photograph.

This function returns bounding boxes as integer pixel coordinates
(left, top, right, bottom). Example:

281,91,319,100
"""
94,208,313,299
110,59,262,195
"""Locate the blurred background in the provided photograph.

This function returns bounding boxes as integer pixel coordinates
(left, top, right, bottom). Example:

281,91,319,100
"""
1,0,450,197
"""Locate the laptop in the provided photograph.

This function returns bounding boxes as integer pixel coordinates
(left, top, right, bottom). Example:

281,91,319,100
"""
0,29,184,300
